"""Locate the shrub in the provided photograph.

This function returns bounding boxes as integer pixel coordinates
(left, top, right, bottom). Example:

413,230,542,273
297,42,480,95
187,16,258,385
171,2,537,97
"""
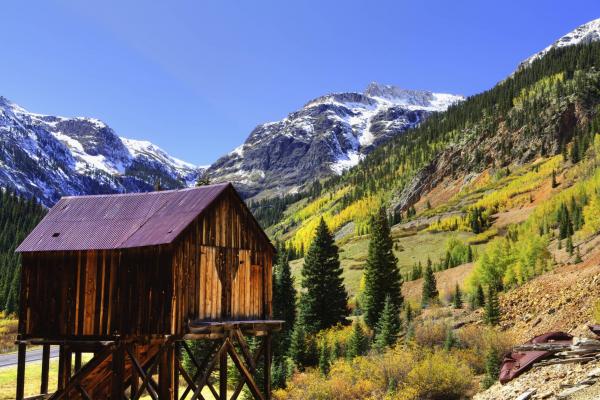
593,299,600,324
413,320,449,348
273,346,473,400
456,326,513,373
399,350,474,399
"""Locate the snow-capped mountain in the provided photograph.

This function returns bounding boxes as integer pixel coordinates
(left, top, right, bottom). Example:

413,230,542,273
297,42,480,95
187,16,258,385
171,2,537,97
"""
518,17,600,70
0,96,202,206
206,83,463,198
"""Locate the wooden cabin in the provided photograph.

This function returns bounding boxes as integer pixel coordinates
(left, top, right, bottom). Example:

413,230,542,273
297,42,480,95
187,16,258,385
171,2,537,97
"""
15,183,280,400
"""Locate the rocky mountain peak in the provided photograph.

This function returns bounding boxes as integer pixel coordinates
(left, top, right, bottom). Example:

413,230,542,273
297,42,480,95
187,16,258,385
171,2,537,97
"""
206,84,464,198
0,97,202,206
518,17,600,70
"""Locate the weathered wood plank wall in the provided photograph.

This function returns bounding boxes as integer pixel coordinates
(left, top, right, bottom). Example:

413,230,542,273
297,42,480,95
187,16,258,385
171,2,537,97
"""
19,187,274,338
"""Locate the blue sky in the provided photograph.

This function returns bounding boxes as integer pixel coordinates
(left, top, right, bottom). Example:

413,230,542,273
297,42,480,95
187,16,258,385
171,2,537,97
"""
0,1,597,165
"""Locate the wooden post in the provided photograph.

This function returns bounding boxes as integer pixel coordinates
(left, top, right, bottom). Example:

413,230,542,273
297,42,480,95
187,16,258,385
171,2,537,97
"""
263,334,272,400
112,343,125,400
58,345,67,391
58,345,72,399
173,342,179,400
74,351,82,372
159,341,175,400
40,344,50,394
16,343,26,400
130,343,139,399
65,346,72,400
220,340,228,400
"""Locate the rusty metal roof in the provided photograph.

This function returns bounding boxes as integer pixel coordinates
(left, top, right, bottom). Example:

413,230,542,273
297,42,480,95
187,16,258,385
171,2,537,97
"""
16,183,232,252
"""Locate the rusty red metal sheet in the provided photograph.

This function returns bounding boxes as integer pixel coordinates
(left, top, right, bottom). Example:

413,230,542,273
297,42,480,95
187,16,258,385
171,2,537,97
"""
500,331,573,384
16,183,231,252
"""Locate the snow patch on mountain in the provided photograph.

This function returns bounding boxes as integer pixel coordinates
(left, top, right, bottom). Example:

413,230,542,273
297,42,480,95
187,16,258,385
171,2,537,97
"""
206,83,464,198
518,18,600,70
0,96,203,206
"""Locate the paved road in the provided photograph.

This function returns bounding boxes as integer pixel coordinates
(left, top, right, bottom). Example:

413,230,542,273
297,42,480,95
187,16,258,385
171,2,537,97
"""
0,346,59,368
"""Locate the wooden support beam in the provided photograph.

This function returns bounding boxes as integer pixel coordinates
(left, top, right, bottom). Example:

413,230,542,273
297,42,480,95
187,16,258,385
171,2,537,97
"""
226,340,264,400
231,341,264,400
74,352,82,372
130,344,139,399
220,347,227,400
189,340,228,400
111,343,125,400
57,345,72,394
127,345,161,400
64,347,72,395
159,342,175,400
263,334,272,400
40,344,50,394
57,346,65,391
173,343,178,400
16,343,26,400
180,340,220,400
48,344,115,400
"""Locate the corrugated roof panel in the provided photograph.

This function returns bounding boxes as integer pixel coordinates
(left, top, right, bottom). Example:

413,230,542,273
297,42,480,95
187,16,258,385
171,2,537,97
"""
16,183,231,252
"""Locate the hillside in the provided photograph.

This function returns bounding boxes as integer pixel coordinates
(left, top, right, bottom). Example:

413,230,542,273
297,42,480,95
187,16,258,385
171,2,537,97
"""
270,20,600,398
259,38,600,256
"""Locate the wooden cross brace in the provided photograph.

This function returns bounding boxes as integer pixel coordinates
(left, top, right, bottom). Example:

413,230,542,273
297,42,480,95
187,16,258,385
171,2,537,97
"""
180,328,272,400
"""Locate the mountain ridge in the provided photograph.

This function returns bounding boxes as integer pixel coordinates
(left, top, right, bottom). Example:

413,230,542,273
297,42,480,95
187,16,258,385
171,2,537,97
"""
206,83,463,198
0,96,202,206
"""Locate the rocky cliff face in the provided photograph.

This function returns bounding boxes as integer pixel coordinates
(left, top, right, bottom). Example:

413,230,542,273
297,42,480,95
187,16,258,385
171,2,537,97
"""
0,96,201,206
206,83,463,198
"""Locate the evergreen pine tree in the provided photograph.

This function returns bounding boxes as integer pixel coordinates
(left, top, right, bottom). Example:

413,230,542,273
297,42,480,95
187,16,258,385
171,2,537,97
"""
331,339,342,360
551,169,559,188
298,218,349,334
421,264,439,307
362,207,403,330
373,296,401,351
483,348,501,388
346,320,369,359
484,286,501,326
453,283,463,309
476,284,486,308
271,357,288,389
443,329,458,350
305,335,319,367
272,249,296,355
318,340,331,376
566,235,574,256
289,324,307,369
405,302,413,324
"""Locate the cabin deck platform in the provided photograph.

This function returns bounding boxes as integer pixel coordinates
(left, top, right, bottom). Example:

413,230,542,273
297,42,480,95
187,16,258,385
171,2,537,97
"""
16,321,282,400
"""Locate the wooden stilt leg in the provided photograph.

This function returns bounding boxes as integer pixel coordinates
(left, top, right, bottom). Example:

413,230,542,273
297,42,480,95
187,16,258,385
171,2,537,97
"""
58,345,66,391
263,335,271,400
130,343,139,399
40,344,50,394
159,341,175,400
220,341,228,400
173,343,179,400
74,351,82,372
112,343,125,400
64,346,72,400
16,343,26,400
